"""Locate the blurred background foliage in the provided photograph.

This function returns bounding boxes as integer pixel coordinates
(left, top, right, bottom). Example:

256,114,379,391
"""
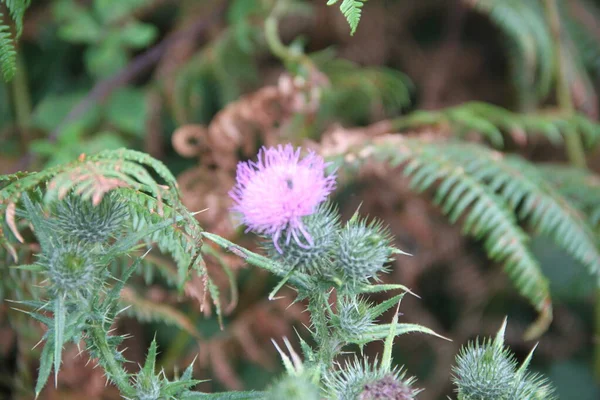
2,0,600,399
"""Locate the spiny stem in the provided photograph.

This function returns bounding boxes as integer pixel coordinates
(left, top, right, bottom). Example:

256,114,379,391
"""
88,324,135,397
308,291,338,376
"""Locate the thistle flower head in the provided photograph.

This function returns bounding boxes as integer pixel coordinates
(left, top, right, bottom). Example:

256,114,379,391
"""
325,357,419,400
230,144,336,253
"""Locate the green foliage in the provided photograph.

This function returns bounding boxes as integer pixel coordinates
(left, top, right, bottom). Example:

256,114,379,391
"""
0,149,240,397
538,164,600,228
0,12,16,81
53,0,157,77
465,0,553,106
464,0,600,108
326,0,366,35
453,319,556,400
0,0,30,81
334,138,557,336
390,102,600,149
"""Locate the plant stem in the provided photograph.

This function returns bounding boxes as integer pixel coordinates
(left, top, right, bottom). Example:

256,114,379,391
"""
544,0,586,169
10,55,32,149
88,324,135,397
264,0,312,69
307,291,338,377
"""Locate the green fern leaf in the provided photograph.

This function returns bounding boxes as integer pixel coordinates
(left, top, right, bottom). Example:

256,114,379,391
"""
327,0,365,35
465,0,554,106
439,143,600,282
538,164,600,228
336,137,553,337
5,0,31,36
0,12,16,81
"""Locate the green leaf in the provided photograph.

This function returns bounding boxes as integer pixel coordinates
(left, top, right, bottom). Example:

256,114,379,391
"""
142,337,158,377
327,0,365,35
58,10,102,43
181,391,268,399
363,323,450,342
367,293,404,320
85,38,128,78
105,88,147,136
53,295,66,385
120,21,157,49
35,340,54,398
0,13,16,81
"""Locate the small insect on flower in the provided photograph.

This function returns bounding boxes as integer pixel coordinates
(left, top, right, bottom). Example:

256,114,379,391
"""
229,144,336,253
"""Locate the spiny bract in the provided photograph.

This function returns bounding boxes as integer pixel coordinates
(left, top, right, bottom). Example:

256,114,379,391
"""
263,202,340,275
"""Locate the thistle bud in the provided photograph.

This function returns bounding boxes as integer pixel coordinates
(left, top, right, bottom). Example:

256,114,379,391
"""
266,375,320,400
41,243,102,293
134,374,161,400
330,297,375,340
452,340,517,400
334,215,393,284
51,193,128,245
263,202,340,275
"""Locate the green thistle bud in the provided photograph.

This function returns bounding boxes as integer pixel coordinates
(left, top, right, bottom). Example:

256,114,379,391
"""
134,374,162,400
334,214,393,285
51,193,128,245
325,357,419,400
453,340,517,400
41,243,103,293
330,297,375,340
266,375,320,400
511,372,557,400
263,202,340,275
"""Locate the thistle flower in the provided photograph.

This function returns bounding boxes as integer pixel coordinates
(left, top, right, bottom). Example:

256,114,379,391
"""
230,144,336,253
325,357,419,400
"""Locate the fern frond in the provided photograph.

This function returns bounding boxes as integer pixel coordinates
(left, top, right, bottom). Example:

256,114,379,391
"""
0,12,16,81
463,0,554,106
390,102,600,149
326,0,366,35
4,0,30,35
315,57,412,120
119,286,201,339
337,136,552,336
437,142,600,281
538,164,600,228
562,0,600,77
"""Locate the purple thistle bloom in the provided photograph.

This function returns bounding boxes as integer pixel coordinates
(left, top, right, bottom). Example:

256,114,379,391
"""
229,144,336,253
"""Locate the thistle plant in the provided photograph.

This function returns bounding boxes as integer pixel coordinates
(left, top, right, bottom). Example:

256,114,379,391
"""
1,145,557,399
223,143,444,398
452,319,556,400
